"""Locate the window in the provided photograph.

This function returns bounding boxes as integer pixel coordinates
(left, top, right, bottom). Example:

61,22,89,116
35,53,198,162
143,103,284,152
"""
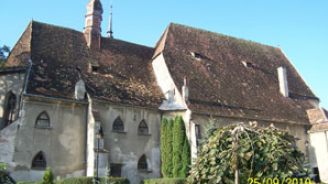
138,119,149,135
35,111,50,128
110,163,122,177
190,51,203,60
3,91,17,127
31,151,47,170
195,124,201,146
112,116,124,132
138,154,148,171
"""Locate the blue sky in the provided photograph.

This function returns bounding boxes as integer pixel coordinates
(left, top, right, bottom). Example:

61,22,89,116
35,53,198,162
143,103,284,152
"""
1,0,327,108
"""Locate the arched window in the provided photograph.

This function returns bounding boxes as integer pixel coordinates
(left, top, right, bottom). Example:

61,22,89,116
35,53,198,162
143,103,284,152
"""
35,111,50,128
137,154,148,171
31,151,47,170
3,91,17,127
112,116,124,132
138,119,149,135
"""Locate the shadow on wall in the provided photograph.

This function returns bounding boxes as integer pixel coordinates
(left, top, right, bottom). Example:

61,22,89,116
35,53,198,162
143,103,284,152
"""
0,71,25,130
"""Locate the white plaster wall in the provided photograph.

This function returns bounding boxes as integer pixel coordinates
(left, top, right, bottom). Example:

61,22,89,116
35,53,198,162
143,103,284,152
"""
0,120,18,169
192,114,309,154
12,97,88,181
152,54,186,110
93,102,161,184
0,72,25,129
309,131,328,183
86,96,95,177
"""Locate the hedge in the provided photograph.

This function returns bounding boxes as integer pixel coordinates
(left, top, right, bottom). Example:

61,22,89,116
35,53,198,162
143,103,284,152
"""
143,178,185,184
18,177,129,184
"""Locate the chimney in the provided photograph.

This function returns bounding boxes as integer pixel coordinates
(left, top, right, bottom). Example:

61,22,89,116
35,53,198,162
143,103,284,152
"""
182,77,189,102
277,66,289,97
84,0,103,50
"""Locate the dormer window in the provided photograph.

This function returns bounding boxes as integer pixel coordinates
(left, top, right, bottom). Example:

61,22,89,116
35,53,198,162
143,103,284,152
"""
241,60,254,68
190,52,203,60
92,65,99,73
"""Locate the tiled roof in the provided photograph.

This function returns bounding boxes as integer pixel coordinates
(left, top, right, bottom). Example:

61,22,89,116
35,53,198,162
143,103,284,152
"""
156,23,318,124
5,21,163,108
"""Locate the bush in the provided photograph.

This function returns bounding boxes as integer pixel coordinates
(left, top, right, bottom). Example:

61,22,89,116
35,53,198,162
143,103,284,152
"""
42,168,54,184
143,178,185,184
160,116,190,178
187,124,308,183
160,118,173,177
57,176,129,184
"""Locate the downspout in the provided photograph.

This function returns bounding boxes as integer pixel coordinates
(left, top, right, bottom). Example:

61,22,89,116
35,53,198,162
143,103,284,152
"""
18,58,32,118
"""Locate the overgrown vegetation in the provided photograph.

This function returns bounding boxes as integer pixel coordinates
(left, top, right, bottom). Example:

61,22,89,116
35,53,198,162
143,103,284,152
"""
142,178,185,184
160,116,190,178
187,124,309,183
18,176,129,184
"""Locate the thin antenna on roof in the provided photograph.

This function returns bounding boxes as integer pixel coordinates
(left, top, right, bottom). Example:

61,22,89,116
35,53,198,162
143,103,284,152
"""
107,5,114,38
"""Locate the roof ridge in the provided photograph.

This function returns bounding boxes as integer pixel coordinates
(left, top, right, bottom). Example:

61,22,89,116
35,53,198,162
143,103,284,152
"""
168,22,279,50
30,20,83,35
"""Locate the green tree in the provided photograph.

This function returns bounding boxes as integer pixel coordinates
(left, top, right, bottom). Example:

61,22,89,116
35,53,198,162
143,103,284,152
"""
42,167,54,184
180,137,190,177
0,45,10,62
172,116,185,177
187,124,308,184
161,118,174,177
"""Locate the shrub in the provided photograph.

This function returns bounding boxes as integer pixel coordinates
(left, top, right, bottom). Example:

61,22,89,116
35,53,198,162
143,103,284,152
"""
42,168,54,184
56,176,129,184
172,116,185,177
17,182,39,184
187,124,308,183
160,116,190,178
160,118,173,177
143,178,185,184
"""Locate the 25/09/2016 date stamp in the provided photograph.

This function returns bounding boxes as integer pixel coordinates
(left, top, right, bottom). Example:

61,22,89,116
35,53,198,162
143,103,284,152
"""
248,177,312,184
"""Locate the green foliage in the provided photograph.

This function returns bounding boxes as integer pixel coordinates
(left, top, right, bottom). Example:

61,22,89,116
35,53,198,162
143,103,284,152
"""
160,116,190,178
143,178,185,184
0,163,7,171
0,171,16,184
56,176,129,184
160,118,173,177
0,45,10,63
42,168,54,184
187,125,308,184
172,116,185,177
180,137,190,178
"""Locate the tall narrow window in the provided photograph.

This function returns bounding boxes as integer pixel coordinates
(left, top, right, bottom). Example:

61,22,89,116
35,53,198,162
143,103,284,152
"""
138,154,148,171
31,151,47,170
35,111,50,128
138,119,149,135
3,91,17,127
195,124,201,147
112,116,124,132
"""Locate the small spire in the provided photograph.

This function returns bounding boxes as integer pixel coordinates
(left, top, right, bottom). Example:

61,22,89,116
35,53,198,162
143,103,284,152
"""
107,5,113,38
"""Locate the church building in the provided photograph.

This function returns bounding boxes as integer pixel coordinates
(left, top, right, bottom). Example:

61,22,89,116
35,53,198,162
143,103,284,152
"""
1,0,327,183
